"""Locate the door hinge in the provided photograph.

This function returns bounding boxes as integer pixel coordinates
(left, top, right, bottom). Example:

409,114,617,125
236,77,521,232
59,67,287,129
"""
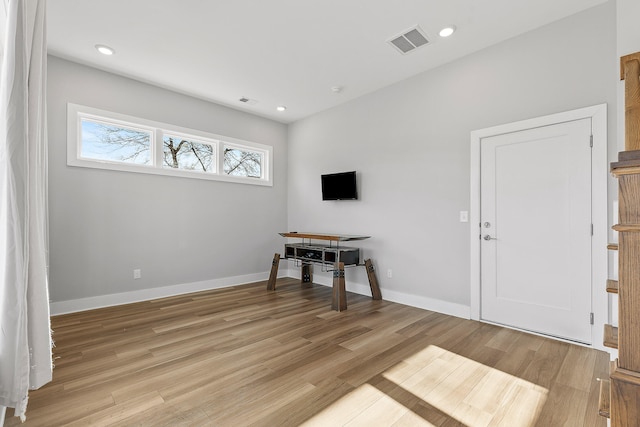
590,312,594,325
590,135,593,147
591,223,594,236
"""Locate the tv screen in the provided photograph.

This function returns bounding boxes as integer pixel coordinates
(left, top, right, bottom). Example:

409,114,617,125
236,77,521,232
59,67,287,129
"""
321,171,357,200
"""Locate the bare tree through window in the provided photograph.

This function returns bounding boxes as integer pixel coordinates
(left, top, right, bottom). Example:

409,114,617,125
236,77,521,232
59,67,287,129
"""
163,136,214,172
81,120,151,164
77,113,269,183
224,147,262,178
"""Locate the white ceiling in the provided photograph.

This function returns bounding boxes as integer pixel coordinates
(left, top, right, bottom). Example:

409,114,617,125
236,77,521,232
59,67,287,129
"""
47,0,608,124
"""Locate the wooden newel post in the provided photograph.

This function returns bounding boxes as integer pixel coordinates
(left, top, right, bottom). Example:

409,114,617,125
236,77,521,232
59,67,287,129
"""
602,51,640,427
621,53,640,151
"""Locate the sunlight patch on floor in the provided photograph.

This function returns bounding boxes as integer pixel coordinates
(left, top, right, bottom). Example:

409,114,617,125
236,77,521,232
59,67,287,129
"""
301,383,436,427
303,345,548,426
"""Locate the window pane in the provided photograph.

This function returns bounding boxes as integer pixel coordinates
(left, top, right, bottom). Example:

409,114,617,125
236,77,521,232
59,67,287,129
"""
163,135,215,172
223,147,262,178
81,119,151,165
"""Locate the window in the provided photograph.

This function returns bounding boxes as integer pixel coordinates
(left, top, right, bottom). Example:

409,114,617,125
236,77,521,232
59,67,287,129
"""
67,104,272,186
224,146,262,178
163,135,215,173
80,118,153,165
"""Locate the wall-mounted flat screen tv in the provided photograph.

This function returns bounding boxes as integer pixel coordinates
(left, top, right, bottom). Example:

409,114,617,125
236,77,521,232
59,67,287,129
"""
321,171,358,200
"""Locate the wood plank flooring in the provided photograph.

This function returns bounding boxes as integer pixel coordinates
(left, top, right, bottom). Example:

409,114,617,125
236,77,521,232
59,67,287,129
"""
5,278,609,426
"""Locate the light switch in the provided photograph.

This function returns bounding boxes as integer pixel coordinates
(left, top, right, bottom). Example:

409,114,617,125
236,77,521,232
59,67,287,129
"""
459,211,469,222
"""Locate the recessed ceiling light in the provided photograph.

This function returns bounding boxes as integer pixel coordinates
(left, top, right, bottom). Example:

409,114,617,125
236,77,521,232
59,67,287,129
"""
276,106,287,112
95,44,115,55
439,26,456,38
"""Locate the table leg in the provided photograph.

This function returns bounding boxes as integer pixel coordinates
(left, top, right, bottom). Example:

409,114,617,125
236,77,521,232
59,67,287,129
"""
332,262,347,311
266,253,280,291
301,263,313,288
364,259,382,300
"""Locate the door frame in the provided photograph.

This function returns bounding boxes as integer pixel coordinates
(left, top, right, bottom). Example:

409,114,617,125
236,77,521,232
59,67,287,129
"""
470,104,608,349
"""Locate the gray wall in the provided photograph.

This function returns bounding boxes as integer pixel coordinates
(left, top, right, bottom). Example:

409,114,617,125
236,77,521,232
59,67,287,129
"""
47,56,288,303
287,2,617,310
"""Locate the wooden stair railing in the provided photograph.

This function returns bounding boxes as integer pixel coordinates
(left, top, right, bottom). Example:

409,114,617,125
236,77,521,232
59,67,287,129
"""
600,51,640,425
598,378,611,419
604,324,619,349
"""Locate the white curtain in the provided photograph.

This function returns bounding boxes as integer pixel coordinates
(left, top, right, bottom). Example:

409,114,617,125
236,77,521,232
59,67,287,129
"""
0,0,52,423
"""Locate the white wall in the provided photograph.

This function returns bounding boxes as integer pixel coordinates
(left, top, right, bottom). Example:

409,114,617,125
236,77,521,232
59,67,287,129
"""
617,0,640,61
615,0,640,155
47,57,288,311
287,2,617,316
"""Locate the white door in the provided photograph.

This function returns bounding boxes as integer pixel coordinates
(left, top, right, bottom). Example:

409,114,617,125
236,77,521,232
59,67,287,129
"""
480,118,592,344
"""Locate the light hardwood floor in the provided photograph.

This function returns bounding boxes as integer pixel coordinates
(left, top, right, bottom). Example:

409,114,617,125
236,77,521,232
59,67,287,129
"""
6,278,609,426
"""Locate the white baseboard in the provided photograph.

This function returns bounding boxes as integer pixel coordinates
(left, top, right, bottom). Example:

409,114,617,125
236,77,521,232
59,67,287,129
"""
287,269,470,319
380,288,471,319
51,267,471,320
49,270,287,315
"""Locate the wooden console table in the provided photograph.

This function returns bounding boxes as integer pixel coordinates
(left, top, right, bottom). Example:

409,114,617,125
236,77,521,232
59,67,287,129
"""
267,232,382,311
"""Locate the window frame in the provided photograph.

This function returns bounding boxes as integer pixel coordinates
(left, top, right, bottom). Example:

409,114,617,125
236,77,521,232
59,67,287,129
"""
67,103,273,186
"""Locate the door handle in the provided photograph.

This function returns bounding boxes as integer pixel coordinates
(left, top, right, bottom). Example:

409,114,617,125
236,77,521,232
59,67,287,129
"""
483,235,497,241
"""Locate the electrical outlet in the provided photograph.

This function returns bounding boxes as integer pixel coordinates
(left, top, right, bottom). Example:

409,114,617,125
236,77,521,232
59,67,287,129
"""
133,269,141,279
387,269,392,279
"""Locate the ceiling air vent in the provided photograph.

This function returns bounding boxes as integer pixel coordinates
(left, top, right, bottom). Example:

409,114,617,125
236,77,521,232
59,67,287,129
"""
238,97,258,106
388,26,430,54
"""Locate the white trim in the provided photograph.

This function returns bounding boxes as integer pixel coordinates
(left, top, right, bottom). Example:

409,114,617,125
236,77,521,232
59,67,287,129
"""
52,265,468,319
67,103,273,186
470,103,608,350
49,271,288,315
290,270,470,319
